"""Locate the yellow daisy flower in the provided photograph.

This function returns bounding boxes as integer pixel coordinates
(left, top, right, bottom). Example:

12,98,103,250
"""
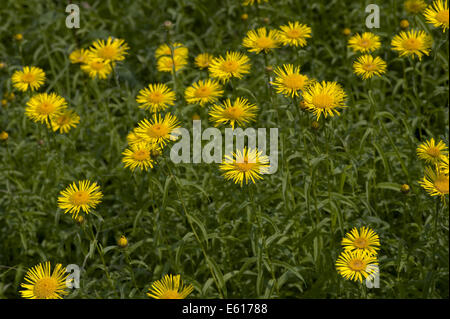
185,79,224,106
400,19,410,29
25,92,67,125
136,83,175,112
242,27,281,54
122,142,159,172
209,97,258,129
416,138,448,164
336,250,378,283
90,37,129,62
404,0,427,14
11,66,46,92
424,0,449,32
348,32,381,53
155,43,189,59
147,274,194,299
156,56,187,73
195,53,214,69
278,21,312,47
341,227,381,256
135,113,181,146
243,0,268,5
0,131,9,141
391,29,433,60
220,147,270,187
208,51,251,83
69,48,90,64
302,81,347,120
80,56,113,79
439,155,449,175
271,64,312,98
49,109,80,134
353,55,387,80
419,166,449,200
127,129,148,146
58,180,103,218
20,262,69,299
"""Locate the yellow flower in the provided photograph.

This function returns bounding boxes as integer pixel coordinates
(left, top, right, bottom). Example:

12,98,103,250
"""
14,33,23,41
271,64,312,98
391,29,433,60
11,66,46,92
127,129,148,146
157,56,187,73
278,21,312,47
440,155,449,175
242,27,281,54
20,262,69,299
0,131,8,141
404,0,427,14
303,81,347,120
417,138,448,164
342,28,351,36
348,32,381,53
81,56,113,79
135,113,181,147
49,109,80,134
220,147,270,187
69,49,90,64
424,0,449,32
90,37,129,62
208,51,251,83
336,250,378,283
353,55,387,80
209,97,258,129
58,180,103,218
243,0,268,5
136,83,175,112
0,62,6,69
419,166,449,200
195,53,214,69
1,99,7,107
147,274,194,299
241,13,249,20
401,184,411,194
25,92,67,125
185,79,224,106
117,235,128,248
341,227,380,256
122,142,159,171
400,19,410,29
155,43,189,59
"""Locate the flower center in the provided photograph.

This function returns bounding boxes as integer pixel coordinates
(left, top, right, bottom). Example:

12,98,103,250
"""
38,102,56,115
354,238,368,248
71,191,90,206
403,38,421,50
221,61,239,73
225,107,244,120
435,10,449,24
435,177,449,194
194,86,212,98
22,73,36,83
359,39,370,48
283,74,307,90
426,146,441,158
312,94,334,109
349,259,366,271
56,115,70,126
132,149,150,161
91,61,105,70
33,277,58,299
255,37,274,49
286,29,302,39
236,158,256,172
362,63,377,71
98,46,117,60
148,92,165,104
160,290,182,299
148,124,169,138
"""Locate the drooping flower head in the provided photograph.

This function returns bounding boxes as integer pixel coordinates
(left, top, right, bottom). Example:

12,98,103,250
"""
208,51,251,83
135,113,181,147
136,83,175,112
185,79,224,106
353,55,387,80
12,66,46,92
220,147,270,187
348,32,381,53
424,0,449,32
147,274,194,299
341,227,381,256
391,29,432,60
20,262,69,299
302,81,347,120
209,97,258,129
25,92,67,125
278,21,312,47
271,64,312,98
336,250,378,283
156,56,187,73
242,27,281,54
58,180,103,218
